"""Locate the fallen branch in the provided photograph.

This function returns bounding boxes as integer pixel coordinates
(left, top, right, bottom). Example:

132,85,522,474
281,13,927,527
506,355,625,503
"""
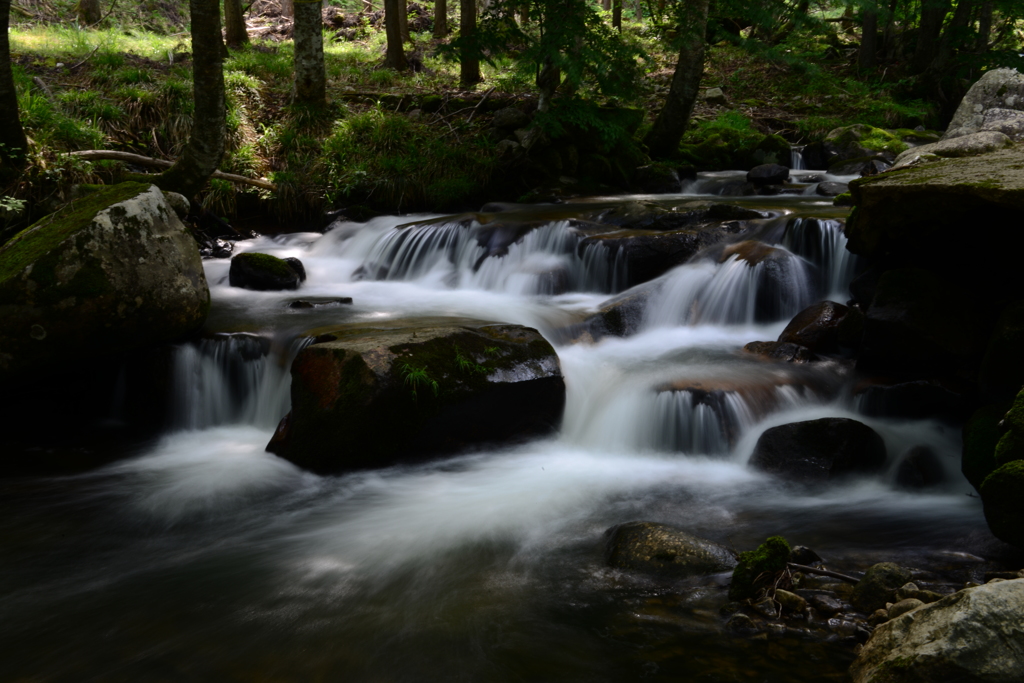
86,0,120,27
66,150,277,191
70,44,101,70
788,562,861,584
467,86,496,124
32,77,55,102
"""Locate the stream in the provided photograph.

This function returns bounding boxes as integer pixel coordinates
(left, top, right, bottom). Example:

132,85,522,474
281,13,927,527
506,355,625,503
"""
0,171,995,682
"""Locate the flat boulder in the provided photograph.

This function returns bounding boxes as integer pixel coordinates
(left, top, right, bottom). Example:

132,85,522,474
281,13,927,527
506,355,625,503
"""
267,320,565,473
748,417,887,484
893,130,1014,166
604,521,737,578
851,579,1024,683
0,182,209,379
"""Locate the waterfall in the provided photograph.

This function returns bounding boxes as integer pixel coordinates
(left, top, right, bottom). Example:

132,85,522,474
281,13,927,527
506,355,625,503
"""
347,220,625,294
782,218,858,300
169,334,310,431
791,145,806,171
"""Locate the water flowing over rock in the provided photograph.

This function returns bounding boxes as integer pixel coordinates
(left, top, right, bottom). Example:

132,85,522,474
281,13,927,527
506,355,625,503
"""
850,579,1024,683
0,182,209,380
604,521,737,578
267,321,565,473
748,417,887,484
778,301,849,355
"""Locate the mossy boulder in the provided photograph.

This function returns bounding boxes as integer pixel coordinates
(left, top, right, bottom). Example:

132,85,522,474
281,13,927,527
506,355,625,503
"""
979,301,1024,402
604,521,738,578
267,320,565,473
852,563,913,613
962,402,1011,492
729,536,790,601
229,252,305,291
823,124,907,166
980,460,1024,548
0,182,209,380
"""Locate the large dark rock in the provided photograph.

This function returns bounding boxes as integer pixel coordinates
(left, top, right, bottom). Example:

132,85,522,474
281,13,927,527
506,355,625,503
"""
748,417,887,484
822,124,906,167
894,446,945,490
851,579,1024,683
267,321,565,473
858,268,979,376
716,241,817,322
229,252,305,291
980,460,1024,549
943,68,1024,141
604,521,737,578
583,281,660,338
0,182,209,380
746,163,789,186
743,341,818,363
778,301,849,354
857,379,967,422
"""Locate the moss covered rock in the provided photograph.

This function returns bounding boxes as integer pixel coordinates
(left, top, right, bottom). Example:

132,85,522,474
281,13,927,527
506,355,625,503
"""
962,402,1011,492
229,252,304,291
267,320,565,473
729,536,790,601
604,521,738,578
852,563,913,613
0,182,209,379
823,124,907,166
980,460,1024,548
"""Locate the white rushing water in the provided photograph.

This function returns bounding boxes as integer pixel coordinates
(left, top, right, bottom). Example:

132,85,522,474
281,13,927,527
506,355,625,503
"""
0,190,989,682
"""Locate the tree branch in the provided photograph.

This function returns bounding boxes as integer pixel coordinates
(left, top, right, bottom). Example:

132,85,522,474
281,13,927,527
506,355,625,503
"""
788,563,861,584
66,150,277,191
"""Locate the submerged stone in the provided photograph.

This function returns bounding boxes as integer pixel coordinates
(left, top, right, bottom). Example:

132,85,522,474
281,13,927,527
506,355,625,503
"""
0,182,209,380
604,521,737,578
268,320,565,473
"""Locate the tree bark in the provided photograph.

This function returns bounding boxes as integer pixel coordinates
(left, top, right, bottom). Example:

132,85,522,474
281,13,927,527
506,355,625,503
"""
224,0,249,48
157,0,226,199
612,0,621,30
433,0,447,38
859,0,878,71
459,0,480,87
76,0,101,25
293,0,326,106
976,0,992,52
280,0,293,18
398,0,410,43
383,0,408,69
911,0,950,73
0,0,28,173
643,0,709,157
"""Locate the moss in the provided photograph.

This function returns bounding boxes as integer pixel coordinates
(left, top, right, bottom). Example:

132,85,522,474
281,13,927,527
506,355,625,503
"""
833,192,853,206
728,535,790,601
232,252,295,278
981,460,1024,548
0,182,149,287
963,402,1012,492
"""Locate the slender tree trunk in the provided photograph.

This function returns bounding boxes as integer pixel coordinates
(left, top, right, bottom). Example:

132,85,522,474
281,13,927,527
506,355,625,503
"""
383,0,408,69
157,0,226,198
76,0,101,25
643,0,709,157
398,0,411,43
976,0,992,51
601,0,609,11
612,0,621,30
459,0,480,87
859,0,878,71
280,0,294,18
536,57,559,113
911,0,950,73
293,0,326,106
633,0,641,21
433,0,447,38
224,0,249,48
882,0,898,60
0,0,28,173
925,0,973,72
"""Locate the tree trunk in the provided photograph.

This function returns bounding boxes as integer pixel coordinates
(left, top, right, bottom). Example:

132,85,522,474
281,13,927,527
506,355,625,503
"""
601,0,609,11
398,0,410,43
293,0,326,106
280,0,294,18
224,0,249,48
76,0,101,25
536,56,559,113
0,0,28,173
383,0,408,69
882,0,898,60
633,0,641,21
612,0,621,30
976,0,992,52
433,0,447,38
859,0,878,71
157,0,226,199
643,0,709,157
911,0,950,73
459,0,480,87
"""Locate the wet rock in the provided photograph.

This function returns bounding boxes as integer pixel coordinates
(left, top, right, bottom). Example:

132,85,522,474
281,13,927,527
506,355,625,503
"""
748,418,887,484
283,257,307,282
887,598,924,620
746,163,789,186
603,521,738,578
288,297,353,309
828,156,891,176
851,579,1024,683
0,182,209,380
778,301,849,354
229,253,304,291
823,124,906,166
632,163,681,193
268,321,565,473
815,181,848,197
943,68,1024,141
852,563,913,613
962,402,1009,492
808,594,844,616
775,589,807,613
730,536,791,601
743,341,818,363
856,380,966,422
893,130,1014,166
584,281,659,338
790,546,823,566
492,106,530,131
867,608,889,627
716,241,817,323
980,460,1024,549
751,596,779,619
894,446,946,490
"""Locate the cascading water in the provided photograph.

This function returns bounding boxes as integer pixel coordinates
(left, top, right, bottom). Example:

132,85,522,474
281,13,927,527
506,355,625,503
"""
790,145,806,170
1,187,990,683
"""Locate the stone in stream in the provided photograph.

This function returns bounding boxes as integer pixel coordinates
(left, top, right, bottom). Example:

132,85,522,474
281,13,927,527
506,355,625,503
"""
850,579,1024,683
852,562,913,613
777,300,849,355
815,181,848,197
980,460,1024,549
746,163,789,186
743,341,819,363
748,417,887,484
267,320,565,473
603,521,737,578
716,241,817,323
894,445,946,490
229,252,305,291
0,182,209,380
